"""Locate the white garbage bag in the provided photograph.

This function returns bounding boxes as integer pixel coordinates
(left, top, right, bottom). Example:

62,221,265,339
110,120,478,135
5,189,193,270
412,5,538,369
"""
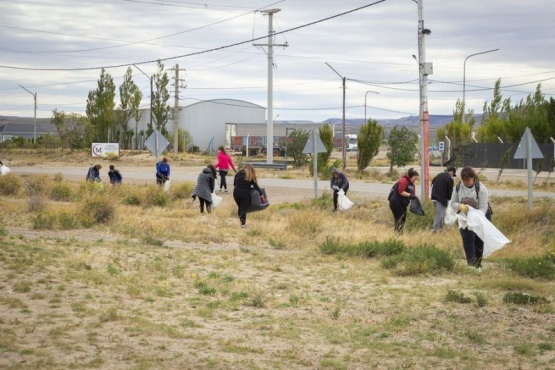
1,164,11,176
337,189,354,211
453,206,511,258
444,201,458,226
163,179,171,192
211,192,223,208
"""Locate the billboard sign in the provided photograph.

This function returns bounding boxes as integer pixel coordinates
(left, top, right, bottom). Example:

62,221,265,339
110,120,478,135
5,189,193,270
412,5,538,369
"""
91,143,120,158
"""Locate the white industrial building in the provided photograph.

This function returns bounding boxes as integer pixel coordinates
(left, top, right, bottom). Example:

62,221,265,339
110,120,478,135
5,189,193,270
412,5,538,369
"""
133,99,266,152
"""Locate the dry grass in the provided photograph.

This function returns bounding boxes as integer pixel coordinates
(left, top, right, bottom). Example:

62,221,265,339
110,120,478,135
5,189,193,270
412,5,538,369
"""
0,149,554,369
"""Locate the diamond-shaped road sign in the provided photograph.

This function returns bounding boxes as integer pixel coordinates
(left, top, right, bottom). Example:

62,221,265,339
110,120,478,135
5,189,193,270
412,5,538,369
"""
145,129,169,158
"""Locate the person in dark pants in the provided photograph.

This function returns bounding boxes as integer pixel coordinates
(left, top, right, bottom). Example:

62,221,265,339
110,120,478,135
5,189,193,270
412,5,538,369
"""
215,146,236,193
192,165,217,214
389,168,419,234
233,164,262,229
156,157,170,185
107,165,123,185
330,167,349,212
450,167,490,271
430,166,456,232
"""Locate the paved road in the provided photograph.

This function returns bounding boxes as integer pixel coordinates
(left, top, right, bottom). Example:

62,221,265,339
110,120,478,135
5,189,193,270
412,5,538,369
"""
11,165,555,200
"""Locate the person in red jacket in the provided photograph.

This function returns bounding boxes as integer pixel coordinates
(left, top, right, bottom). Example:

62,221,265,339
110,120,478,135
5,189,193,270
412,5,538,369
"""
388,168,419,234
215,146,236,193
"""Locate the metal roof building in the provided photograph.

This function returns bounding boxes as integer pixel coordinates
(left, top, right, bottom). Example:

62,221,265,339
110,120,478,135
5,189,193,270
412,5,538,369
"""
0,116,58,142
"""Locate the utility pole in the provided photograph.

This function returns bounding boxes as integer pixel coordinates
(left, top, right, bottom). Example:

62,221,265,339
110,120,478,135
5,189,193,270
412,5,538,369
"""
325,63,347,170
254,9,288,164
19,85,37,144
173,64,180,154
416,0,432,199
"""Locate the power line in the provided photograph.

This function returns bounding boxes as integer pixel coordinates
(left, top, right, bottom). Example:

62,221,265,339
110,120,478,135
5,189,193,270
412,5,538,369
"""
0,0,387,71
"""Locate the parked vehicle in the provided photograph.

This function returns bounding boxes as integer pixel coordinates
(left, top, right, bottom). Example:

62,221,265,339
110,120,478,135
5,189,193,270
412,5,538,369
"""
231,136,286,156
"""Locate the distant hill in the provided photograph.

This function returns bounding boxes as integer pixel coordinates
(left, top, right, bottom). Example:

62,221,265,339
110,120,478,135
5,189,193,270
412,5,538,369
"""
322,115,461,128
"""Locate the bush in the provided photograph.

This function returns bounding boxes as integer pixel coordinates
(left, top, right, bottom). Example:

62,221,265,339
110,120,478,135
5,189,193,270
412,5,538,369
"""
380,245,455,276
142,185,170,208
81,193,116,224
505,256,555,280
32,210,81,230
25,175,51,196
50,182,73,201
27,195,47,213
32,212,56,229
0,174,22,195
171,181,194,200
446,290,472,304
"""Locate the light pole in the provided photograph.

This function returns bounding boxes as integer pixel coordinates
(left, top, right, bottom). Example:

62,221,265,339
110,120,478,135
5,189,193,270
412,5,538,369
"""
19,85,37,144
462,48,499,124
133,65,156,158
325,62,347,170
364,90,379,123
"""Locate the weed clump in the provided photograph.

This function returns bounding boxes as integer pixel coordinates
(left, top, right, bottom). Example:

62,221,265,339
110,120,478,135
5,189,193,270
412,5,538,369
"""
505,256,555,279
446,290,472,304
80,193,116,224
50,182,73,201
0,174,22,195
381,245,455,276
319,237,405,258
503,292,550,305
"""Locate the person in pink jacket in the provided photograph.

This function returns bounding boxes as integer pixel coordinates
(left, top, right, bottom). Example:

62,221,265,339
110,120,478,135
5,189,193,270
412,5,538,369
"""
215,146,236,193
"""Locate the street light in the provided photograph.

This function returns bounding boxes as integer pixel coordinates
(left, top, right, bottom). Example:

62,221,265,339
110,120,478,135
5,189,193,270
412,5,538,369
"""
462,48,499,124
364,90,379,123
133,64,157,159
325,62,347,170
18,85,37,144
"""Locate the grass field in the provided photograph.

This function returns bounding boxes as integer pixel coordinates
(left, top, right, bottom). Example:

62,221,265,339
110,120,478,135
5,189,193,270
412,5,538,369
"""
0,149,554,369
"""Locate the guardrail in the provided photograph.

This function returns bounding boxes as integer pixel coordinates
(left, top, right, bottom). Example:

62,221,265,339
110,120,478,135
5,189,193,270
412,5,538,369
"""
244,162,287,170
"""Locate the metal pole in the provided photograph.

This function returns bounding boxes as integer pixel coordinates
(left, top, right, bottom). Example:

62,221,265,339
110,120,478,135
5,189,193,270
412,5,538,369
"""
18,85,37,144
462,48,499,124
312,130,318,198
173,64,179,154
416,0,426,199
325,62,347,170
364,90,379,124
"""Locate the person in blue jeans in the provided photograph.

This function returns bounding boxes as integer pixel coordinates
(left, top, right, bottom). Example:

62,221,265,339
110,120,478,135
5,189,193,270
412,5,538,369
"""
156,157,170,185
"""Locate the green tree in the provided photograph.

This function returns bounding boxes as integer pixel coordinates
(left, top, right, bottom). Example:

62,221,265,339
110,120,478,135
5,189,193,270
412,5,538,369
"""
309,124,334,176
288,129,310,168
386,125,418,174
150,60,171,136
86,68,116,142
357,118,384,171
118,67,142,149
51,109,92,151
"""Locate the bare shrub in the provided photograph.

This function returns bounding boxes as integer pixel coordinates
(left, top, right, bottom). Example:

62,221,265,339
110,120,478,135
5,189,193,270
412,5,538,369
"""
27,195,47,213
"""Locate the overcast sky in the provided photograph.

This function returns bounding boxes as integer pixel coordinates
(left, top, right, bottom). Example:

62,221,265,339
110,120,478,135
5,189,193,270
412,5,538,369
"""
1,0,554,123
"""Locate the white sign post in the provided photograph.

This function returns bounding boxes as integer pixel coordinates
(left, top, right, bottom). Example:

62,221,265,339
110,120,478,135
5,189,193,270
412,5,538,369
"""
303,130,328,198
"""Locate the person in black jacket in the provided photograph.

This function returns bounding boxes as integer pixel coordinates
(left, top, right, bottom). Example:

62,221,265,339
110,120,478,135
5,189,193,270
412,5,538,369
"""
108,165,123,185
233,164,262,229
330,167,349,212
192,165,217,214
430,167,456,232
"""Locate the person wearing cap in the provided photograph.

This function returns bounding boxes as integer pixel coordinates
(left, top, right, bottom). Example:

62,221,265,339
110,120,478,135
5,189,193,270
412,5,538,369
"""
430,166,456,232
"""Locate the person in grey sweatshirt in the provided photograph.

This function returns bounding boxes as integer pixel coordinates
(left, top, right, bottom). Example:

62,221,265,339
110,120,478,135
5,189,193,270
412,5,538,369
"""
330,167,349,212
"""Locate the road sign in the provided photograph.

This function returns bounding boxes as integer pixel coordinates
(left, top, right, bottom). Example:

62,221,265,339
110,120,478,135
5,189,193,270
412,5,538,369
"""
514,128,543,159
438,141,444,152
145,129,169,159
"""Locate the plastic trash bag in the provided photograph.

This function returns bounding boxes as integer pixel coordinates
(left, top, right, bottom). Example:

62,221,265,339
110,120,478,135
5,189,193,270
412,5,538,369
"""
163,179,171,192
409,197,425,216
1,164,11,176
211,192,223,208
444,201,458,226
450,206,510,259
337,189,354,211
247,188,269,213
